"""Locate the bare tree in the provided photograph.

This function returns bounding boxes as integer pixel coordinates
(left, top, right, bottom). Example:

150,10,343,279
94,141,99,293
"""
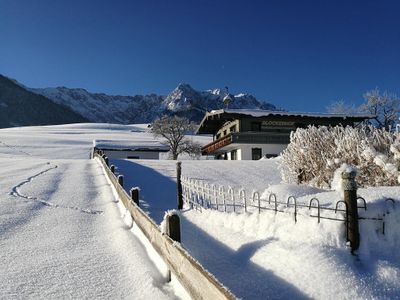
327,99,356,114
151,116,201,160
359,88,400,130
179,139,202,159
327,89,400,130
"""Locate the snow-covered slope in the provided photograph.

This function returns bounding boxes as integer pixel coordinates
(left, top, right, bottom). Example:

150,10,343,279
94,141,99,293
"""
0,75,88,128
30,87,164,124
30,83,277,123
1,122,399,299
0,124,189,299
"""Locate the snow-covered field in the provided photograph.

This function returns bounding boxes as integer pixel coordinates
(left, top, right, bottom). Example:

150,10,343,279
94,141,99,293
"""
1,123,399,299
0,124,188,299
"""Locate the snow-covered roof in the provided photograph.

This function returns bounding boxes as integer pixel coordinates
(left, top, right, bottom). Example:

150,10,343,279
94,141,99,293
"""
197,109,374,134
210,109,375,119
93,139,169,152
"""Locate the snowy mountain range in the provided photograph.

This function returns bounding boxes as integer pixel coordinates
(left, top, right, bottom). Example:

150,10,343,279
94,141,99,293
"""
1,74,278,127
0,75,88,128
30,83,277,123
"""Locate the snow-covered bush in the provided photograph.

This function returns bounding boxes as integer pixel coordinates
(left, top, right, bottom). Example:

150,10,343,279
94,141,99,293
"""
281,125,400,188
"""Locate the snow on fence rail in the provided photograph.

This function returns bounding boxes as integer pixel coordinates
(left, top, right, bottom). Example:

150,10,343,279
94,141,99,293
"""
181,175,354,218
181,175,396,221
93,152,236,300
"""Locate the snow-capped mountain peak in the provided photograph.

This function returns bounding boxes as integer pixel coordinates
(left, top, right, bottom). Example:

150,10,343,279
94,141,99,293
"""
27,81,278,123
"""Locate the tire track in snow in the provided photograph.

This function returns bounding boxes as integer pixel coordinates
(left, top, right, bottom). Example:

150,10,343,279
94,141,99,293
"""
10,163,103,215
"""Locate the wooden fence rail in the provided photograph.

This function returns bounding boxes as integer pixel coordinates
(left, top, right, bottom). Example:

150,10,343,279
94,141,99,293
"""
94,153,236,300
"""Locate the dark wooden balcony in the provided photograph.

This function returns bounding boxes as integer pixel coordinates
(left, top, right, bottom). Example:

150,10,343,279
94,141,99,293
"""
201,134,232,155
201,132,291,155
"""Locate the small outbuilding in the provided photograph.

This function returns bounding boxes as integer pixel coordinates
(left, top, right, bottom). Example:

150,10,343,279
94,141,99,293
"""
197,109,373,160
92,139,169,160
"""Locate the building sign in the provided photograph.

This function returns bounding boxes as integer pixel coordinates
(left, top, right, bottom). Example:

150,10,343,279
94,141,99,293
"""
261,121,295,127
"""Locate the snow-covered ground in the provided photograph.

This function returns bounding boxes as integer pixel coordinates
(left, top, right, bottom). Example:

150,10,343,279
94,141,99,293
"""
1,123,399,299
0,124,190,299
113,157,400,299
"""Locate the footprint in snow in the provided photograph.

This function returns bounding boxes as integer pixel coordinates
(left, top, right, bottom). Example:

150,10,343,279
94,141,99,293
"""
9,164,103,215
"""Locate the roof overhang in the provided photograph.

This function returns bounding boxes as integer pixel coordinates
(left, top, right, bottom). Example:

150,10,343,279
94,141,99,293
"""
93,139,170,152
196,109,375,135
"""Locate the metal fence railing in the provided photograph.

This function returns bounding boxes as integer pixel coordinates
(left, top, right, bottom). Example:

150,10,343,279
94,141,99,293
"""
181,176,395,235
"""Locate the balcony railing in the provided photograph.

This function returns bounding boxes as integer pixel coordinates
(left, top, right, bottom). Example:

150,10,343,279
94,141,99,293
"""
201,132,291,155
231,132,290,144
201,134,233,155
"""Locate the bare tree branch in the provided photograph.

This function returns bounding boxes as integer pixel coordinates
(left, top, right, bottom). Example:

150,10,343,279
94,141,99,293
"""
359,88,400,130
151,116,200,160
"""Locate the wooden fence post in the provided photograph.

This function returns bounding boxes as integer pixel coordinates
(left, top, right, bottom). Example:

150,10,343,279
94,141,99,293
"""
177,162,183,210
297,168,303,184
166,214,181,243
130,187,140,206
342,170,360,254
118,175,124,187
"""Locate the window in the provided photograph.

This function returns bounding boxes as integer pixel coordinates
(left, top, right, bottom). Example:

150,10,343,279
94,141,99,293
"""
252,148,262,160
216,133,221,140
223,130,227,136
230,125,236,133
231,149,237,160
251,122,261,131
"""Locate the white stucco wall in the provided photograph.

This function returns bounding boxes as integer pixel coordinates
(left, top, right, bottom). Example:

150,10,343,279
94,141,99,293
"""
237,148,242,160
224,144,287,160
226,152,231,160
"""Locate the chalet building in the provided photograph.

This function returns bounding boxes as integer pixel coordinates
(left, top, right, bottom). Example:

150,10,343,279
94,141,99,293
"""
92,139,169,160
197,109,372,160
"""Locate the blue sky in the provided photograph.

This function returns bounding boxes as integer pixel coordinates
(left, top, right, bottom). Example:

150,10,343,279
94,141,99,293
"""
1,0,399,112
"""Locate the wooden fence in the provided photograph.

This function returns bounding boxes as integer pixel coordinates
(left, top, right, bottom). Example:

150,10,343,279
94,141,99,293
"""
94,153,236,300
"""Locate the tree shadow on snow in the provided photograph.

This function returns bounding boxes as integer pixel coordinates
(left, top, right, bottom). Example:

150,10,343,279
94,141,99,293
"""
111,159,177,224
181,217,311,300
